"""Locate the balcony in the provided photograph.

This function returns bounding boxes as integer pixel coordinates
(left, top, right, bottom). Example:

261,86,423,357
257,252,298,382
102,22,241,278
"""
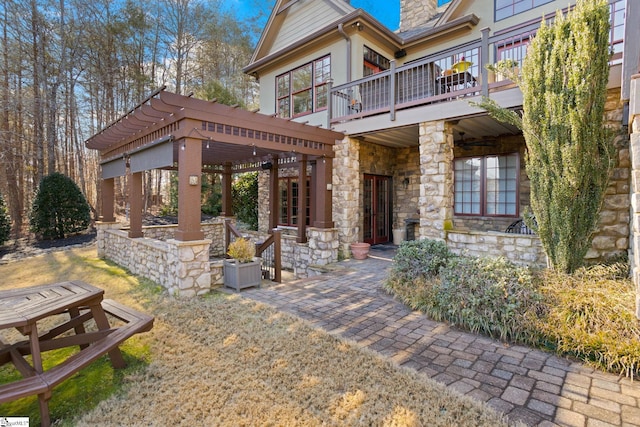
329,8,625,126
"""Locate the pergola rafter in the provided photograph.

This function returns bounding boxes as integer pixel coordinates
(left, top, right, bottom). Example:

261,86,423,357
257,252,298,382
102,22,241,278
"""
86,88,344,243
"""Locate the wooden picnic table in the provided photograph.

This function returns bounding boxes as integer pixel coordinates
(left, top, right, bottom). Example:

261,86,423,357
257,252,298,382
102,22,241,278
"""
0,280,153,426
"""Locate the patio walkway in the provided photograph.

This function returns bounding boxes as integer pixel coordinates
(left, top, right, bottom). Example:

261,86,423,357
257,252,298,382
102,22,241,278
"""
242,245,640,427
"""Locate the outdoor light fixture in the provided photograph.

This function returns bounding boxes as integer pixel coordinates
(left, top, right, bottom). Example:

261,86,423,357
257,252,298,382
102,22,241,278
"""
252,145,256,156
181,143,185,151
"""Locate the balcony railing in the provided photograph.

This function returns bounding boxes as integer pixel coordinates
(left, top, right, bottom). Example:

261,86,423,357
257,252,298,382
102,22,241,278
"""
329,7,625,125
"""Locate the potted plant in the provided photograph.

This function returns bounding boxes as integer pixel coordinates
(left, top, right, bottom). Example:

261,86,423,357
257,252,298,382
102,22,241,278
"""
223,238,261,291
491,58,520,82
349,242,371,260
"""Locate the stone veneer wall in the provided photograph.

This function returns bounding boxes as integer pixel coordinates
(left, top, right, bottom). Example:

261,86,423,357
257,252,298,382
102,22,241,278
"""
418,120,454,240
399,0,437,32
96,222,211,298
394,146,421,231
447,231,546,267
139,220,226,257
333,136,361,257
586,88,630,262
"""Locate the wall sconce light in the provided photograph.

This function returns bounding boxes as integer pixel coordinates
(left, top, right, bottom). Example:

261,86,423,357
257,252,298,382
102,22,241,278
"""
189,175,199,186
403,177,410,189
181,143,186,151
252,145,256,156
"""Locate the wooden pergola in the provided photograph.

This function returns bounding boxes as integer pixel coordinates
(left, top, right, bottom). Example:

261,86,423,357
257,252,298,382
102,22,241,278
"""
86,88,344,243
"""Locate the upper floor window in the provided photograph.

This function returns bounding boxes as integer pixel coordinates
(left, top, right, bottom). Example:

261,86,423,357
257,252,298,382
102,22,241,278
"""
276,55,330,119
495,0,554,21
454,153,519,217
610,0,625,62
363,46,390,77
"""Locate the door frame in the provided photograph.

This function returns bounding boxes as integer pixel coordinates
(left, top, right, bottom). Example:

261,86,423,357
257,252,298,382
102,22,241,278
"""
363,174,393,245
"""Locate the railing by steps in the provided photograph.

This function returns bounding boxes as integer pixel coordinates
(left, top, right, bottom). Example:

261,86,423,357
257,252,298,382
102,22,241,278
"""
224,219,282,283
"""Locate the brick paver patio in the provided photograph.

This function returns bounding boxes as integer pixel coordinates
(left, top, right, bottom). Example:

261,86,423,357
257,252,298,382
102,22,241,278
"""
241,246,640,426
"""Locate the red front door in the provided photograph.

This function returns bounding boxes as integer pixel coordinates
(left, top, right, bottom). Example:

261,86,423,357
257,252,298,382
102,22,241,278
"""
363,174,391,245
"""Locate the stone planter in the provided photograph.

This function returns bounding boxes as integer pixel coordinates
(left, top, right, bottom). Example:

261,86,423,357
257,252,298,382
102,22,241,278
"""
350,242,371,260
223,258,261,291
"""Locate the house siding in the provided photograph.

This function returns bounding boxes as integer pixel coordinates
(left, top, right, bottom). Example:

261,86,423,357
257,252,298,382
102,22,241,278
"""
270,1,348,55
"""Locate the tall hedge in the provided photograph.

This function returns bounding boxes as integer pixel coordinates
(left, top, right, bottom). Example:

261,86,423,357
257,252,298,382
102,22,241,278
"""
0,193,10,245
520,0,614,273
29,172,91,239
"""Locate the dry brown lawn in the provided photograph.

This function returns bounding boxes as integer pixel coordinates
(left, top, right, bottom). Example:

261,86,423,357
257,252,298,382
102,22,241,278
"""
0,246,513,426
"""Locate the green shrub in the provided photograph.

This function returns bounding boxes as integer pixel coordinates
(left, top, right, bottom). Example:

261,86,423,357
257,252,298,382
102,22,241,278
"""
0,193,10,245
389,239,451,281
29,172,91,240
532,263,640,378
433,257,542,342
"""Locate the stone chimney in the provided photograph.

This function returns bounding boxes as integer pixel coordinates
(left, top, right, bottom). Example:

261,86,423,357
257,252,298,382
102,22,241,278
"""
399,0,438,32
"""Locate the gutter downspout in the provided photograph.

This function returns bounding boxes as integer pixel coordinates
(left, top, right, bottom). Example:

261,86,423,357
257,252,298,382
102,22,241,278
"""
337,23,352,82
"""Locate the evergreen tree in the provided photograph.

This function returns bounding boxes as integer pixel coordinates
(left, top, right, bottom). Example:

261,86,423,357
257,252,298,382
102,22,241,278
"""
0,193,10,246
479,0,614,273
29,172,91,239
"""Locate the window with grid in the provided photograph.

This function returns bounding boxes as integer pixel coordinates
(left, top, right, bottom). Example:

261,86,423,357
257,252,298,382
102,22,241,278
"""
609,0,625,63
363,46,390,77
454,153,519,217
275,55,330,118
495,0,553,21
278,177,311,226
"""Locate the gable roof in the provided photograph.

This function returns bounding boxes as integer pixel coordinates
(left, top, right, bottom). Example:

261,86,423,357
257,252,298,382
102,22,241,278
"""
244,0,479,76
250,0,355,66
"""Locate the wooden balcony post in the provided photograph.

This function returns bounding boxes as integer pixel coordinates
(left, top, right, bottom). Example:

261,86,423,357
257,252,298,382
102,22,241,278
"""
100,178,115,222
269,156,279,231
312,156,334,228
390,59,396,121
175,137,204,241
128,172,143,238
297,154,308,243
221,162,233,217
481,27,491,98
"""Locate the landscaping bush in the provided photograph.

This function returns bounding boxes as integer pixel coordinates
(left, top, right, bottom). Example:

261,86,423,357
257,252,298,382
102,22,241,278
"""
433,256,542,342
232,172,258,230
385,239,452,311
29,172,91,240
388,239,451,281
530,263,640,378
384,243,640,378
0,193,10,245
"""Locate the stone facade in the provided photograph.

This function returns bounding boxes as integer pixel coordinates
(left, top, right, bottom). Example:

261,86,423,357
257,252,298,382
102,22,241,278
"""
586,88,630,262
399,0,437,32
333,136,361,257
447,231,546,267
96,222,212,298
418,120,454,240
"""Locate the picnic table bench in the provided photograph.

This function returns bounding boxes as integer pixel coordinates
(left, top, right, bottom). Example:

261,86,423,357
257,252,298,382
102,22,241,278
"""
0,281,154,426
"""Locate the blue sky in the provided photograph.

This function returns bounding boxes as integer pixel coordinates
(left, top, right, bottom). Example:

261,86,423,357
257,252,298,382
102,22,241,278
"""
222,0,400,32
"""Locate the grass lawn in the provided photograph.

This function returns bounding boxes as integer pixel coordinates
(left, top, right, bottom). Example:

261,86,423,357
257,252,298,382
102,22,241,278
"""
0,245,512,426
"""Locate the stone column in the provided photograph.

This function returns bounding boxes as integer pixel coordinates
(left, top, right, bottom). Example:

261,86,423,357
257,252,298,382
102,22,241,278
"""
418,120,454,241
333,136,360,257
629,74,640,318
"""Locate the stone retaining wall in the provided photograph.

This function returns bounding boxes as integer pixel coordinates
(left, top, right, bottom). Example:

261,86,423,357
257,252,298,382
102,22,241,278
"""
446,230,546,267
97,222,212,298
